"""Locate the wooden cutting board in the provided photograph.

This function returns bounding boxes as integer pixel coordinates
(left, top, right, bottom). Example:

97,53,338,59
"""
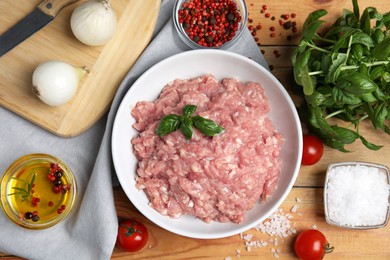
0,0,160,137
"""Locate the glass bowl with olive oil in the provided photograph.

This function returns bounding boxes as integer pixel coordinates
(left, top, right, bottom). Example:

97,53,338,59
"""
0,154,77,229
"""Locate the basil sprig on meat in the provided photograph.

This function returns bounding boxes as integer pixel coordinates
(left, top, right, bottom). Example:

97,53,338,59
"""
292,0,390,152
155,105,224,140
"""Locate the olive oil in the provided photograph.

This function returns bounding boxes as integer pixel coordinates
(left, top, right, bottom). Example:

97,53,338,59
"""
7,162,71,223
0,154,77,229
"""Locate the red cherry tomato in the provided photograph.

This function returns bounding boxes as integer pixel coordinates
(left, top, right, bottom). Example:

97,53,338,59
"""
117,219,149,252
294,229,334,260
302,135,324,165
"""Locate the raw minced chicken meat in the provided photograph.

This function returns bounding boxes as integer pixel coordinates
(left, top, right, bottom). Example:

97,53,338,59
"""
131,75,284,224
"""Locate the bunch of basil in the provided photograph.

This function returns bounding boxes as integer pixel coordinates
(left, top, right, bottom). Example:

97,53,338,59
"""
292,0,390,151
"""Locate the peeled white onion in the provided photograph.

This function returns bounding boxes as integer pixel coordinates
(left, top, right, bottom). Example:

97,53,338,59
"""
32,61,87,106
70,0,117,46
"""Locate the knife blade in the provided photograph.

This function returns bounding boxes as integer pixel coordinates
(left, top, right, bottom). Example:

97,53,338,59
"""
0,0,79,57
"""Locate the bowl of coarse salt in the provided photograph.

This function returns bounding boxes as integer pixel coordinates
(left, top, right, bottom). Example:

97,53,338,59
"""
324,162,390,229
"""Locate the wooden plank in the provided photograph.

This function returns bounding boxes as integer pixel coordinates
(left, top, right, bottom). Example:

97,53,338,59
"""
0,0,160,137
113,186,390,259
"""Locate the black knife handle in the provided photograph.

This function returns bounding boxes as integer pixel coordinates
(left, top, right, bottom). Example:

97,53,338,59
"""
38,0,79,17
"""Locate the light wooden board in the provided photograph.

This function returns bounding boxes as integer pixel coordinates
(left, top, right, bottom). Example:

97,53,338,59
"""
0,0,160,137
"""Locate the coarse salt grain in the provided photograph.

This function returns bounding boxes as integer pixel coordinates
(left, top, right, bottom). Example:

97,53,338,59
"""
325,163,390,227
254,209,294,238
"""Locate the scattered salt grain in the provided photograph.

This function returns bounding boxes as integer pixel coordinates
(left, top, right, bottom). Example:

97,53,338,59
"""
253,209,294,238
311,224,317,229
295,197,302,203
225,257,232,260
325,163,390,227
290,204,299,213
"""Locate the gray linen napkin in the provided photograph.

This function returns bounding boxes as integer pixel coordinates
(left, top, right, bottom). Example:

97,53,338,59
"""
0,1,268,259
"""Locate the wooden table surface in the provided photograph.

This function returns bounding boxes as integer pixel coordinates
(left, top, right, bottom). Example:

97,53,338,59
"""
1,0,389,259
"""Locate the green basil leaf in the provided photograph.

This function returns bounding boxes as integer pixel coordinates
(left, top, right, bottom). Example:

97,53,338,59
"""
193,116,224,137
325,53,348,83
351,44,364,60
374,102,388,129
370,66,385,81
372,36,390,60
180,117,193,140
305,91,327,107
372,28,385,44
332,87,361,105
360,136,383,150
360,7,378,34
373,87,386,101
293,50,310,85
331,125,360,144
302,9,328,41
351,31,374,48
313,107,338,138
340,71,378,95
155,114,181,137
182,105,197,117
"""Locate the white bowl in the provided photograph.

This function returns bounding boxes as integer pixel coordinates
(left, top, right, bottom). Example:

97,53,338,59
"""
112,50,302,239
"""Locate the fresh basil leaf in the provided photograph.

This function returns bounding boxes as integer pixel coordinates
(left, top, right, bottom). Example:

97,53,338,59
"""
351,31,374,48
331,125,360,144
351,44,364,60
360,135,383,150
360,7,378,34
193,116,224,137
340,71,378,95
305,91,327,107
302,9,328,41
370,66,385,81
313,107,338,138
332,87,361,105
182,105,197,117
293,50,310,85
374,102,388,129
155,114,180,137
180,117,193,140
332,29,357,53
325,53,348,83
372,36,390,60
373,87,386,101
372,28,385,44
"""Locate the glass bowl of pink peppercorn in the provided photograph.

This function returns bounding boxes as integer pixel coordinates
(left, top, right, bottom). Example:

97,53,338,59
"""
173,0,248,49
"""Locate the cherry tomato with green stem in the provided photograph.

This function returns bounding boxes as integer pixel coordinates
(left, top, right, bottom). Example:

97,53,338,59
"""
302,135,324,165
294,229,334,260
117,219,149,252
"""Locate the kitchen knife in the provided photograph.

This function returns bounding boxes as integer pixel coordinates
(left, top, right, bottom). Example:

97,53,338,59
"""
0,0,79,57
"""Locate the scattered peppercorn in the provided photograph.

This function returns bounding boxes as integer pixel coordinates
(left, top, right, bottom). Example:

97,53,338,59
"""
283,21,292,30
265,13,270,18
270,26,276,31
271,16,276,21
269,65,274,70
270,32,276,37
262,5,267,10
48,201,54,207
291,13,296,18
261,49,265,54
